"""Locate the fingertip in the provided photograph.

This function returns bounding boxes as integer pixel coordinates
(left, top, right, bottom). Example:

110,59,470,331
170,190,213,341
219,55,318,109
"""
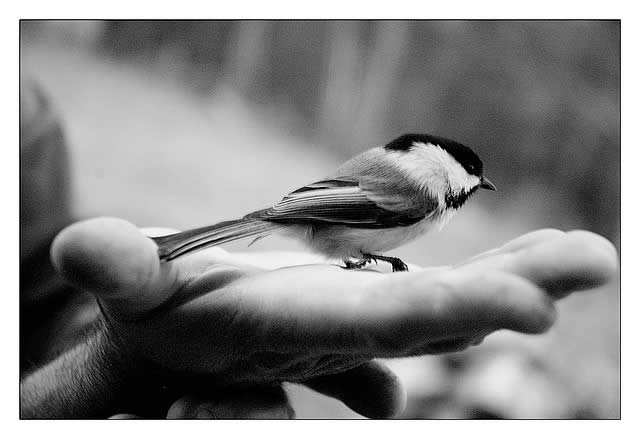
448,269,557,335
50,217,161,297
565,230,619,285
351,361,407,419
304,361,407,419
485,230,618,300
372,362,408,418
524,294,557,333
491,272,557,334
523,231,619,297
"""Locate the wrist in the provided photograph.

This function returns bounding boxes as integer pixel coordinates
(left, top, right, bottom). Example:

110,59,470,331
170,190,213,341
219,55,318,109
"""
95,315,179,417
21,317,162,419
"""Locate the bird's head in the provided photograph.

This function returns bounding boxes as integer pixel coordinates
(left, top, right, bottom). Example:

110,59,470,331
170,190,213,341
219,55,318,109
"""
384,133,496,209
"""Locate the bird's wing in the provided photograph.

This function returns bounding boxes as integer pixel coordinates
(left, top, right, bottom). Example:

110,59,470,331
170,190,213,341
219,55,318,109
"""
244,177,438,229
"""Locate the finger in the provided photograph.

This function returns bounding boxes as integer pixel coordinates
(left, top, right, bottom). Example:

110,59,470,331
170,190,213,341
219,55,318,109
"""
457,229,566,266
463,230,618,298
50,217,250,318
215,264,555,356
302,361,406,419
497,228,567,253
356,269,556,356
166,386,294,419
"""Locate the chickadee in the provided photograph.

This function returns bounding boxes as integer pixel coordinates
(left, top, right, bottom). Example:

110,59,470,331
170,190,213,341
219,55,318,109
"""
152,133,496,271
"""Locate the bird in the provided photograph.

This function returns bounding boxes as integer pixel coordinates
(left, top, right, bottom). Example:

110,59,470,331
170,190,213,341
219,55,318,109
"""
152,133,496,272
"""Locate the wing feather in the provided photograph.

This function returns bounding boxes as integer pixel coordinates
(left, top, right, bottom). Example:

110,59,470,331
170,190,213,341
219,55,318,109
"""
245,177,437,229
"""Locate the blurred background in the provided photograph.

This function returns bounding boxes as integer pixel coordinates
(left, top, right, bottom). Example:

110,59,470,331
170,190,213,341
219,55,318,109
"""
20,20,620,418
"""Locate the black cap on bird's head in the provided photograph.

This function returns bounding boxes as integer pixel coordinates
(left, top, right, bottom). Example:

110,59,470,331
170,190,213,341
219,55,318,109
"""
385,133,496,191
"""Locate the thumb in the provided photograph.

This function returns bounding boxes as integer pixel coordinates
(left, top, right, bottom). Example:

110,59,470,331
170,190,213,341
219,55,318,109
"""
50,217,180,318
302,361,407,419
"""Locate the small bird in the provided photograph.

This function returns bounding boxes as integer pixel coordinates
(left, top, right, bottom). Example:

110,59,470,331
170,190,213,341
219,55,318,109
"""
152,133,496,272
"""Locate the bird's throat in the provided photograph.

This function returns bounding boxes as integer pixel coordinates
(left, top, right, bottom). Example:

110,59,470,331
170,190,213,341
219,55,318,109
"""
444,186,478,209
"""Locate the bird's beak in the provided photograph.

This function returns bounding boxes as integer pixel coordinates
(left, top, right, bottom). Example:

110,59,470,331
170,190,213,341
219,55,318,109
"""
479,176,497,191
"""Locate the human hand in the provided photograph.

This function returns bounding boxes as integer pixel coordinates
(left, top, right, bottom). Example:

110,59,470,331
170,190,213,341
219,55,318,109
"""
51,218,617,418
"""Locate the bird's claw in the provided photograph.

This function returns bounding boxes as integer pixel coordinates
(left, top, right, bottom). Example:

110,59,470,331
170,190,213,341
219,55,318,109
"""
390,258,409,272
360,254,409,272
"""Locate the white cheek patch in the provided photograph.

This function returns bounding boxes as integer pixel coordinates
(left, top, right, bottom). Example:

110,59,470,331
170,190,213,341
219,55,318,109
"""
389,142,480,201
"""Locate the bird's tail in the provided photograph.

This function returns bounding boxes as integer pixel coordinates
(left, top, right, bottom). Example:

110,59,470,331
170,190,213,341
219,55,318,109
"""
151,218,282,262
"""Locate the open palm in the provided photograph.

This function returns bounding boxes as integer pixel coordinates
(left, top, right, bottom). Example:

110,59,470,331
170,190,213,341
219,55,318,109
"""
51,218,617,418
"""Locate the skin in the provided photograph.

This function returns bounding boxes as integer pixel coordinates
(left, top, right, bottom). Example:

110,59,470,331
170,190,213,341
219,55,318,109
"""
20,217,618,418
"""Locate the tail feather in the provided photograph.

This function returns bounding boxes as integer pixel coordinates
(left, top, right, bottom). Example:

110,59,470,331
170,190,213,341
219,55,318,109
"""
152,218,282,261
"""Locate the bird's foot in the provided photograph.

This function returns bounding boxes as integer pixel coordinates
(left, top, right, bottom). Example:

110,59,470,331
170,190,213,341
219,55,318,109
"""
362,254,409,272
343,257,372,270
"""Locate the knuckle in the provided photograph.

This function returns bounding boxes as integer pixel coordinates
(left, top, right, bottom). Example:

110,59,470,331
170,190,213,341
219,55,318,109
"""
423,271,457,306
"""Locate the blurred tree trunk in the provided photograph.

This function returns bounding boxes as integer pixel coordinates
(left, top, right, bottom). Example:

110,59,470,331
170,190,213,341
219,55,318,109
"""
318,22,363,150
223,21,272,95
349,21,410,152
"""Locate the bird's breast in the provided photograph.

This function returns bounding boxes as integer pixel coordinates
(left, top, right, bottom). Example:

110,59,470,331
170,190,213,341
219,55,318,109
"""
298,208,456,259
